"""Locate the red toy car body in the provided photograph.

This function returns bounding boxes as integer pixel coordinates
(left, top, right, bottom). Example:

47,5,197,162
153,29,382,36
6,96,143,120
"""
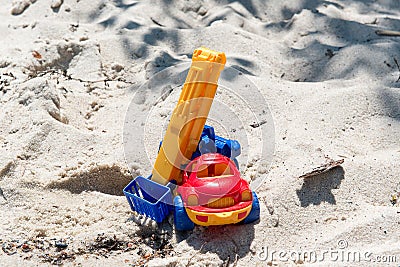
177,153,253,226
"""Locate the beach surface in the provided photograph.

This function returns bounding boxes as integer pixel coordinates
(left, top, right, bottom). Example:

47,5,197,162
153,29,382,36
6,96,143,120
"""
1,0,399,266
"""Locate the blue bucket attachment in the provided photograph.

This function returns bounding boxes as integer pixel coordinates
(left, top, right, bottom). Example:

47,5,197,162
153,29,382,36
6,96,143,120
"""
123,176,173,223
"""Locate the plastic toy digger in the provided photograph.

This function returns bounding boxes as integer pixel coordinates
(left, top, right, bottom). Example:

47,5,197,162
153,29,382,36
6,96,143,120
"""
151,48,226,185
123,47,260,229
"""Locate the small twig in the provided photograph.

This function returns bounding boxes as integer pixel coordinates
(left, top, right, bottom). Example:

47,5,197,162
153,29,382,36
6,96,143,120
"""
186,242,207,267
150,17,164,27
299,159,344,179
393,58,400,82
0,187,7,201
222,238,239,267
21,166,26,178
250,120,267,128
232,253,239,267
223,256,230,267
375,30,400,37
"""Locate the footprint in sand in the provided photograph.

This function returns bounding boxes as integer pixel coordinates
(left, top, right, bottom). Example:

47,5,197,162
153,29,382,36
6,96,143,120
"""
11,0,36,15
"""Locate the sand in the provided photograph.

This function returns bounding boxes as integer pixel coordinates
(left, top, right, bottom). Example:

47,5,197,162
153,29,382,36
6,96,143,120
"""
1,0,399,266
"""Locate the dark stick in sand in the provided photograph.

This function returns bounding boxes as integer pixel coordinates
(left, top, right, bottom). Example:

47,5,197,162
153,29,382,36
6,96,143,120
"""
299,159,344,179
375,30,400,37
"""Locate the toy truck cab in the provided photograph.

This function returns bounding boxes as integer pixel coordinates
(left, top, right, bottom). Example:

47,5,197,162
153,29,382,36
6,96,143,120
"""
174,153,260,230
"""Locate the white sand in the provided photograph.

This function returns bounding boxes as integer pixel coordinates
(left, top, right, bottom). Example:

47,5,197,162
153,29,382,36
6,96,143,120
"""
1,0,400,266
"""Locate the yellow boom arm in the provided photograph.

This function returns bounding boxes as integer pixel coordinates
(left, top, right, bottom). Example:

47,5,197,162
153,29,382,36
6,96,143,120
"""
151,47,226,185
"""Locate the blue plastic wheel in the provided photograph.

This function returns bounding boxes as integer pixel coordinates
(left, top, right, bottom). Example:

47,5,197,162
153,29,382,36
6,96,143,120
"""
242,191,260,224
174,195,195,231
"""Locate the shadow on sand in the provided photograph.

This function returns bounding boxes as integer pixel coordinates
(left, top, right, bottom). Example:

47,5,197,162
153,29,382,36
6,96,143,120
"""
296,166,345,207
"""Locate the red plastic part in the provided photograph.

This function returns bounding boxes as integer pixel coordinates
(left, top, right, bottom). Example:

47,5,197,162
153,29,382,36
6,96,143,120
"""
177,153,252,213
196,215,209,222
238,211,248,220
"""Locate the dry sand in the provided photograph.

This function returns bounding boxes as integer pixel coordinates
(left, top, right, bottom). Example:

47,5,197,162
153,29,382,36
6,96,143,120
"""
1,0,400,266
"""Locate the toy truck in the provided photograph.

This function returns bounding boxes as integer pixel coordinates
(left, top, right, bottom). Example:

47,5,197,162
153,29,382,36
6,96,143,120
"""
123,47,260,229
